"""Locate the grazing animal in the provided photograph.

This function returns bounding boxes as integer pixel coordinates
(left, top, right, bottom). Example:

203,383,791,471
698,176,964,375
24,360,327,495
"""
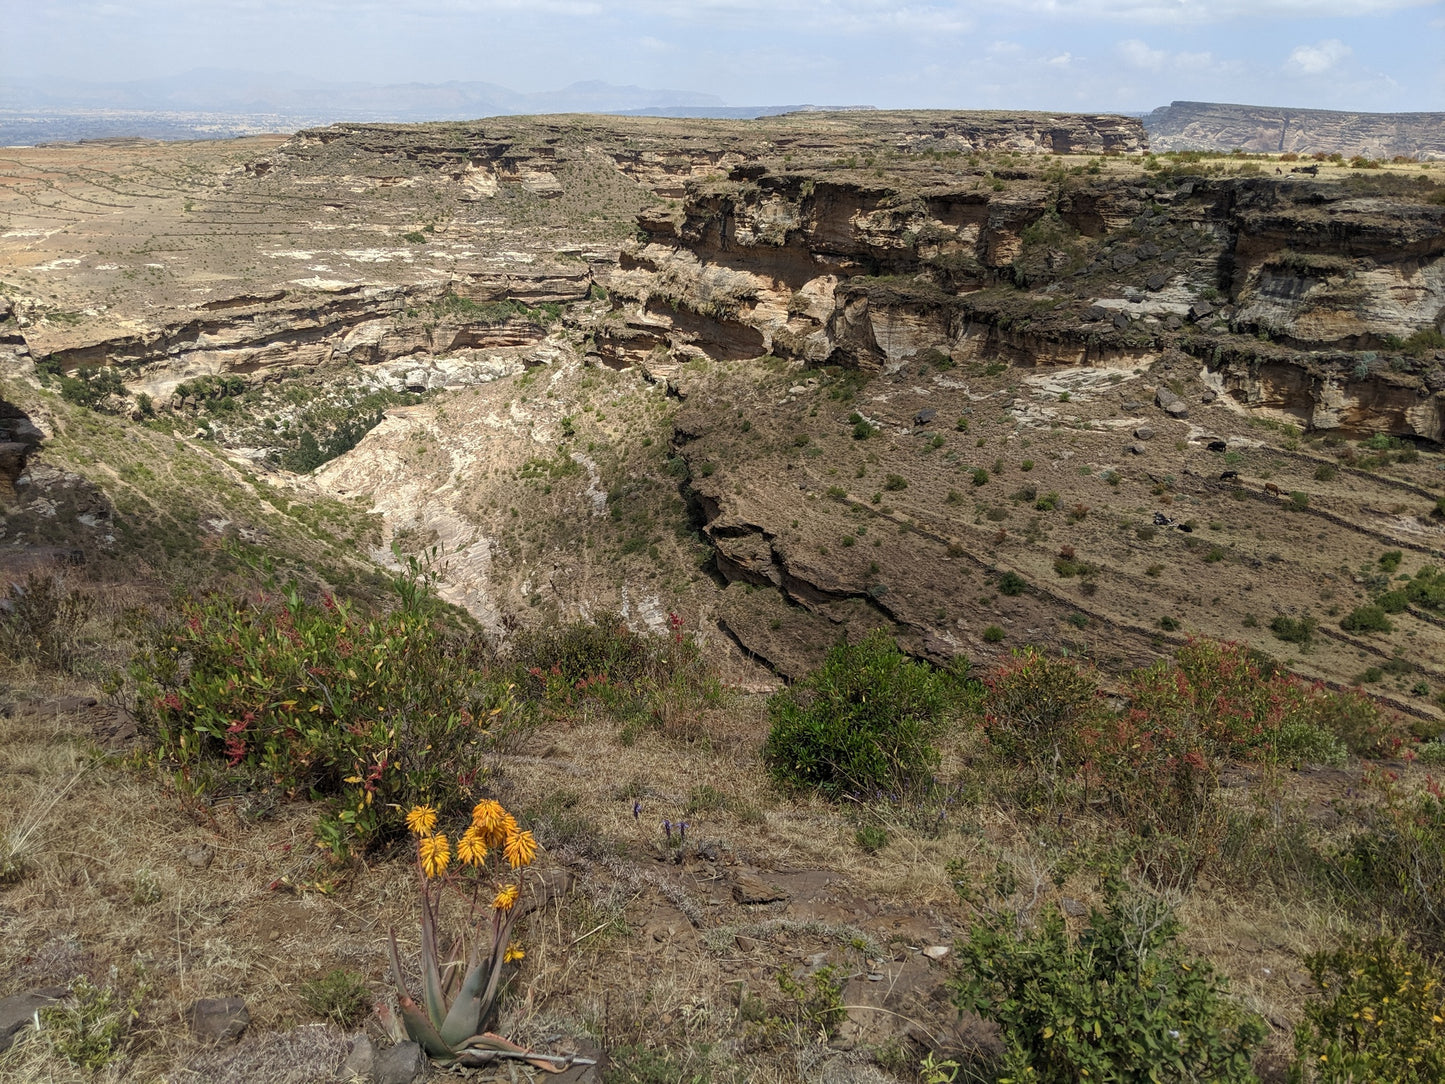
1177,523,1193,533
1292,164,1320,175
1264,482,1282,496
1220,470,1239,481
1153,512,1175,526
1207,440,1228,453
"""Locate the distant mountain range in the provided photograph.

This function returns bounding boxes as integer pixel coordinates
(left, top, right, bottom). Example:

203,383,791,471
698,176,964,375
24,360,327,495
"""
0,70,865,143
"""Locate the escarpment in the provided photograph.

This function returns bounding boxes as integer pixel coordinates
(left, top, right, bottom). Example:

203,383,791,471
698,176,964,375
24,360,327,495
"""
602,166,1445,443
1146,101,1445,160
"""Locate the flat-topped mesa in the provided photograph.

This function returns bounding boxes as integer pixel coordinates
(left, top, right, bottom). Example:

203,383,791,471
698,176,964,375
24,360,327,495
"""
1146,101,1445,161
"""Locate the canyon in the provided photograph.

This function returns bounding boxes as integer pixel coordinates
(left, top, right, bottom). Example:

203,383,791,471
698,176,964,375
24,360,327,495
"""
2,109,1443,701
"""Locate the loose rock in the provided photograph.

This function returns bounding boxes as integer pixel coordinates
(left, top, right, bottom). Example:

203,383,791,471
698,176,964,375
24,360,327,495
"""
374,1040,428,1084
188,996,249,1043
732,872,789,905
1133,425,1154,441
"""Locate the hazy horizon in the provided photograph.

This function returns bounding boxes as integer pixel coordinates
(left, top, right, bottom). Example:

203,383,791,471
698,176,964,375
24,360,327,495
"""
8,2,1443,119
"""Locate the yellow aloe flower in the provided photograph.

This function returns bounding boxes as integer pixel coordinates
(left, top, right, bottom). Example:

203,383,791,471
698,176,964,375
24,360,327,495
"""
503,942,525,964
492,883,520,910
405,805,437,837
490,811,519,848
504,828,539,869
457,827,488,867
418,833,450,878
471,798,505,839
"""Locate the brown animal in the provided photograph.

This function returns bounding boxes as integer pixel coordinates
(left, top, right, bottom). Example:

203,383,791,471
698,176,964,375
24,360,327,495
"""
1264,482,1282,496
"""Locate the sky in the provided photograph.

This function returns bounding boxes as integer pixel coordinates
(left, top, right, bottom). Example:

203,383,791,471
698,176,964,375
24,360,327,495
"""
7,0,1444,114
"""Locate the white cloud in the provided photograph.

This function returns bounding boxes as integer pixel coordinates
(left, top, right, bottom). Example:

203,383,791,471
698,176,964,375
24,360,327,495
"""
1285,38,1353,74
1118,38,1168,70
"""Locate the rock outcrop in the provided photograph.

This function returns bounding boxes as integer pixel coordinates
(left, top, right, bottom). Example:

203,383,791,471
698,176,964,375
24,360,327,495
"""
602,165,1445,443
1145,101,1445,160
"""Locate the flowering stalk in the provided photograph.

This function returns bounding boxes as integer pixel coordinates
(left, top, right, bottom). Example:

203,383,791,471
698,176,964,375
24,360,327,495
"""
387,799,558,1070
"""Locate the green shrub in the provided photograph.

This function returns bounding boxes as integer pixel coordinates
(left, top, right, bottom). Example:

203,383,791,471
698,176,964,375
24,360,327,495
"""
762,631,960,799
300,968,372,1027
39,976,139,1071
1289,936,1445,1083
997,571,1027,596
511,611,718,730
1405,566,1445,610
0,572,92,672
1340,605,1392,634
132,565,525,854
1379,550,1403,573
952,893,1264,1084
1271,614,1317,645
1334,779,1445,948
971,467,990,486
883,473,908,491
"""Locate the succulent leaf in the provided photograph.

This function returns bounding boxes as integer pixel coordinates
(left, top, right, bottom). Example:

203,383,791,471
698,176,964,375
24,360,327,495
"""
438,961,489,1047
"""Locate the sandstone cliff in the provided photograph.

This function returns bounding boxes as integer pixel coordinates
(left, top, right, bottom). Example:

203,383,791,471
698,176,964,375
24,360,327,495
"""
602,165,1445,443
1145,101,1445,160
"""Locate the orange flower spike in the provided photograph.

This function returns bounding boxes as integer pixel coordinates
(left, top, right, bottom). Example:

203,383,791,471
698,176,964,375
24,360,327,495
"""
418,833,450,878
492,883,520,910
457,827,488,867
405,805,437,837
504,828,538,869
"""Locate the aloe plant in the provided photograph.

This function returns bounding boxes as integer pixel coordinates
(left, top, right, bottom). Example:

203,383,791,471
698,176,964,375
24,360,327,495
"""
384,800,590,1071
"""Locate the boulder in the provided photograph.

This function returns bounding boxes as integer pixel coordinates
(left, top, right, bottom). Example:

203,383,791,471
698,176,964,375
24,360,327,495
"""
1145,272,1168,291
1133,425,1154,441
1112,252,1139,271
1083,304,1107,322
374,1040,428,1084
1189,301,1214,322
913,408,937,425
1111,313,1130,330
1126,442,1148,455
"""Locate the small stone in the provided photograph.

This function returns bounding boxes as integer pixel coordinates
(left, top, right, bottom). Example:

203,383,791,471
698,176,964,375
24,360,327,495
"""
732,872,789,905
1154,386,1179,409
343,1034,375,1081
1121,400,1143,413
1083,305,1107,322
188,996,249,1043
1112,313,1130,330
373,1040,428,1084
269,930,280,942
914,408,937,425
1137,242,1161,259
922,945,950,960
1122,286,1144,302
1112,252,1139,271
185,845,214,869
1133,425,1154,441
1201,388,1218,404
1164,400,1189,418
867,972,884,982
1145,272,1168,291
1126,442,1147,455
1189,301,1214,322
1164,314,1183,330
